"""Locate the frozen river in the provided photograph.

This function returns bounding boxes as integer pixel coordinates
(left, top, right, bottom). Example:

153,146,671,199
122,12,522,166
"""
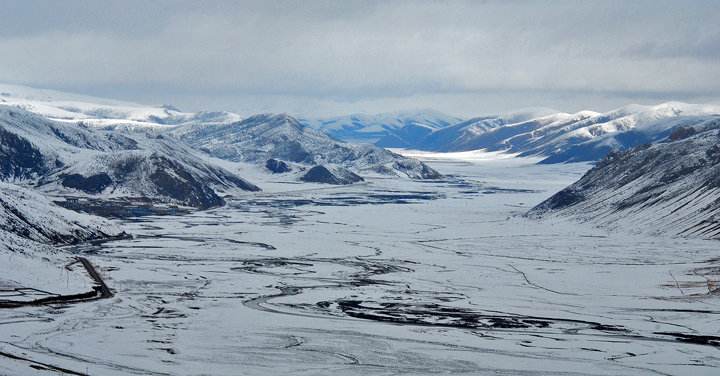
2,157,719,375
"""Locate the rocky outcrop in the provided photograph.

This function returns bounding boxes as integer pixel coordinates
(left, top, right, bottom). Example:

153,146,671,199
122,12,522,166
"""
60,173,113,194
300,165,364,185
265,158,291,173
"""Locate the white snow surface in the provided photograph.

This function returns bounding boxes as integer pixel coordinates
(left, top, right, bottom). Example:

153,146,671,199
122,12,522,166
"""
1,156,719,375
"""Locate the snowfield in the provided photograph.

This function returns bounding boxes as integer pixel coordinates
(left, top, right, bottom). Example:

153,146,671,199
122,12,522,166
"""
1,156,719,375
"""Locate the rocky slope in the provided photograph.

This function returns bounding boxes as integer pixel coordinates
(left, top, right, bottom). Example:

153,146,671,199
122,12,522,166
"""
0,106,259,209
529,121,720,239
171,113,442,180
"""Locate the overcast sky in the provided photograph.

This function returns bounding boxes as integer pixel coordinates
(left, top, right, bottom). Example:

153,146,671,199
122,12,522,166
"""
1,0,718,117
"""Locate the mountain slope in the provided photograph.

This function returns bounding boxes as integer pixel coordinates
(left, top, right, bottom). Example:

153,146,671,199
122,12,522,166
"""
0,182,122,298
0,182,118,246
0,106,259,208
528,122,720,239
171,113,442,180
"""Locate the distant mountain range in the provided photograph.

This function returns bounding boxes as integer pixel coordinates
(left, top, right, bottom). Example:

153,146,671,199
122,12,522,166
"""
0,84,443,208
300,110,462,145
430,103,720,164
307,103,720,164
5,83,720,167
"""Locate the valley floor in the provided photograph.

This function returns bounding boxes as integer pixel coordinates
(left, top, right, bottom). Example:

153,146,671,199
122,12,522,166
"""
1,156,719,375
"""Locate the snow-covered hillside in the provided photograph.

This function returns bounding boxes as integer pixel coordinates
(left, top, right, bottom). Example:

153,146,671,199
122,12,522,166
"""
0,106,259,208
529,121,720,239
301,110,461,145
0,182,121,300
0,83,240,127
0,182,118,246
171,113,442,181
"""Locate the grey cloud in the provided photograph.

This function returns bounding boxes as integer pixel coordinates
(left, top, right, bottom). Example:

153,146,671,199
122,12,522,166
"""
0,0,717,116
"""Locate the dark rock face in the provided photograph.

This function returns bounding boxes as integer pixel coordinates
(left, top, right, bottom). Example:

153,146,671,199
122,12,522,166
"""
0,126,49,179
61,173,113,194
265,158,291,173
148,156,225,209
300,165,364,185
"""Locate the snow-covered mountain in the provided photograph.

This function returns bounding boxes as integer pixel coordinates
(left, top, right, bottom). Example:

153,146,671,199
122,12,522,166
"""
0,106,259,208
529,120,720,239
398,103,720,164
170,113,442,181
301,110,462,145
0,83,240,128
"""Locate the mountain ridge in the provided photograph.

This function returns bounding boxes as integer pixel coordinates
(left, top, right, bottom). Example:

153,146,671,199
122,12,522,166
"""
378,102,720,164
0,105,259,209
528,121,720,239
170,113,443,181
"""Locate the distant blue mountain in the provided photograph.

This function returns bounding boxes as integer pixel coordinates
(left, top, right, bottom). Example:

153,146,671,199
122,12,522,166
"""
300,110,462,146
